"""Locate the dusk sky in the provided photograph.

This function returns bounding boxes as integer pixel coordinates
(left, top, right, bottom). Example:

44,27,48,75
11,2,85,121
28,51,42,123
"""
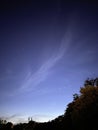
0,0,98,123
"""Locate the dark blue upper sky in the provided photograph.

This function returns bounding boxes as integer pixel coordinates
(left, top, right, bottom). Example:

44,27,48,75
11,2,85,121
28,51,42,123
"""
0,0,98,123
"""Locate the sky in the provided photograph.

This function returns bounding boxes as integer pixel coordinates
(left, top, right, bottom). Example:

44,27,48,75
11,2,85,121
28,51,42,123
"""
0,0,98,124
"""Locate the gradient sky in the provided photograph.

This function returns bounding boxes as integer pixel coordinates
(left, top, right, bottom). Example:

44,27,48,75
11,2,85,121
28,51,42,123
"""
0,0,98,123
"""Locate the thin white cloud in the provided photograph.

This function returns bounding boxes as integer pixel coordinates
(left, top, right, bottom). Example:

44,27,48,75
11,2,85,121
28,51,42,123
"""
0,114,56,124
31,114,56,122
0,114,26,124
20,34,71,93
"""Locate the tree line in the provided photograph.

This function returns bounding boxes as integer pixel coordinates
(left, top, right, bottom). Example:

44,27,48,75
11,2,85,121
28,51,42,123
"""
0,77,98,130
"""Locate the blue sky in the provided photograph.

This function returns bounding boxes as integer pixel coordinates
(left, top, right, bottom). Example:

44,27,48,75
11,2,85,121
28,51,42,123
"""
0,1,98,123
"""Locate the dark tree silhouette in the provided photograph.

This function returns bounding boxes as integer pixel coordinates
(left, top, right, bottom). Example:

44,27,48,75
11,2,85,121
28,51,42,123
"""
64,78,98,130
1,77,98,130
84,77,98,87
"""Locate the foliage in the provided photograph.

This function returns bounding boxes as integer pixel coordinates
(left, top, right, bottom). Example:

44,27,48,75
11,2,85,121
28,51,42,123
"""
64,78,98,130
1,78,98,130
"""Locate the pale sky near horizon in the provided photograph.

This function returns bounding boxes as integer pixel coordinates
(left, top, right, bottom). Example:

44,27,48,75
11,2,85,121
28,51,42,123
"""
0,0,98,123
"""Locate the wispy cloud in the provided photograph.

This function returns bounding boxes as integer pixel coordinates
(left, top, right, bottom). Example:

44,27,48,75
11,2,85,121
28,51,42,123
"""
0,114,56,123
20,34,71,93
0,114,25,124
31,114,56,122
